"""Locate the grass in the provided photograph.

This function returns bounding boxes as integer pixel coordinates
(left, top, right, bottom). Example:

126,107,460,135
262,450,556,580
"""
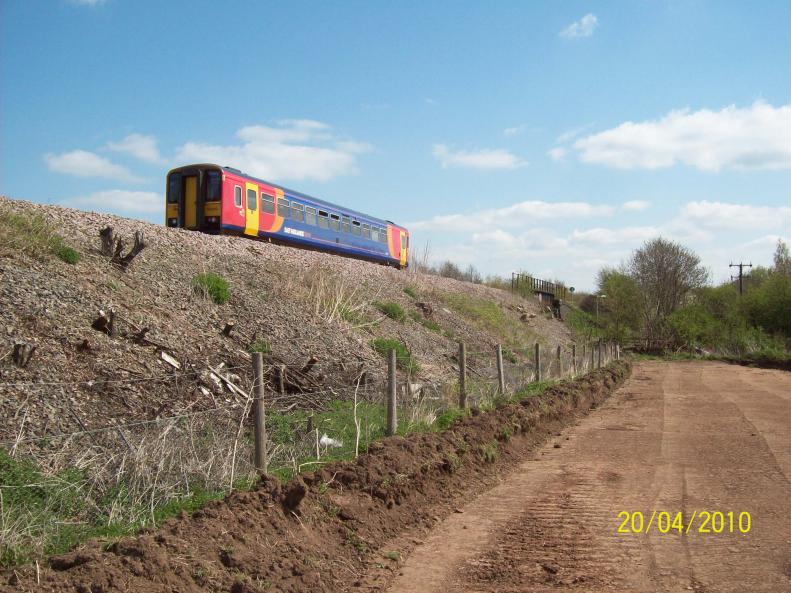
192,272,230,304
437,291,535,350
513,380,556,402
248,339,272,354
564,305,601,340
0,209,81,264
375,301,406,322
403,286,418,299
502,348,518,364
371,338,420,373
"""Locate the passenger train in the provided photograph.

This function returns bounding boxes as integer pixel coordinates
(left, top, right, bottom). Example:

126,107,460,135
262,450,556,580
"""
165,164,409,268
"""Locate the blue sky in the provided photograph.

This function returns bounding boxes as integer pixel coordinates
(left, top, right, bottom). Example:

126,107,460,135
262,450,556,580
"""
2,0,791,290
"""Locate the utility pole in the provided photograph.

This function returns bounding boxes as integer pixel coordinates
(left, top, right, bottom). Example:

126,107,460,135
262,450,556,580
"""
729,262,752,295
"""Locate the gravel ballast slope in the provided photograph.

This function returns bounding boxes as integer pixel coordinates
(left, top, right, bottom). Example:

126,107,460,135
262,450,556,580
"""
0,196,573,441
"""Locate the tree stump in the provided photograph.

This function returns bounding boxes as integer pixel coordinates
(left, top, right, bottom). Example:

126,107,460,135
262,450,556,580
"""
12,343,36,368
99,227,115,256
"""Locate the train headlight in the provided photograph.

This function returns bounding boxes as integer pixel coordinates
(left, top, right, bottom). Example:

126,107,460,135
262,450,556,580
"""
168,218,178,226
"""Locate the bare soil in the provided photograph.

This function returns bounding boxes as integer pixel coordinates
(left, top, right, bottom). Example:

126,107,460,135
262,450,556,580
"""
386,361,791,593
0,361,630,592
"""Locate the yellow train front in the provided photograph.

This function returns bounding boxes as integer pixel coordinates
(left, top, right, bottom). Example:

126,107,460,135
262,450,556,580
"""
165,164,409,268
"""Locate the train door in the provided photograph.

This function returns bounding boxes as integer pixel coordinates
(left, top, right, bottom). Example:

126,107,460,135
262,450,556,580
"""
244,181,259,237
399,230,408,267
184,176,198,229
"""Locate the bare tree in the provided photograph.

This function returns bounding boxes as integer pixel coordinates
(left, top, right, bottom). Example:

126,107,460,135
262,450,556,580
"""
628,238,709,344
774,239,791,276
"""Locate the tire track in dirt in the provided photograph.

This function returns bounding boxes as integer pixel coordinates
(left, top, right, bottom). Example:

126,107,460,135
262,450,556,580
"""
385,361,791,593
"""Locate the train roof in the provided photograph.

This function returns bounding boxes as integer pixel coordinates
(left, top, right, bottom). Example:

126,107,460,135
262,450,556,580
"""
167,163,404,229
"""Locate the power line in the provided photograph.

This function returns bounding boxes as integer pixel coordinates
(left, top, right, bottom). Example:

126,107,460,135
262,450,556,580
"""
729,261,752,295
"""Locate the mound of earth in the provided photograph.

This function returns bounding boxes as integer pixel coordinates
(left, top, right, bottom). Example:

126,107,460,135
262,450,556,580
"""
2,361,631,593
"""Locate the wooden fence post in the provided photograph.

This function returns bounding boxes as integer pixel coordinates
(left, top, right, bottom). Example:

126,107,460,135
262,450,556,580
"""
496,344,505,394
597,340,603,369
252,352,268,474
458,342,467,409
556,345,562,378
616,343,620,360
589,342,594,370
534,342,541,382
387,349,397,435
572,344,577,376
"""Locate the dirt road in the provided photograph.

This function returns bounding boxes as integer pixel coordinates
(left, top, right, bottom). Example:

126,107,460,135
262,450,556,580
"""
386,361,791,593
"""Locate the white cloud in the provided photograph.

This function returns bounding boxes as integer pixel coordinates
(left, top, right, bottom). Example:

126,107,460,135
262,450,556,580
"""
44,150,141,182
409,200,614,232
573,102,791,171
106,133,164,164
622,200,651,211
560,14,598,39
680,201,791,230
63,190,162,217
556,124,594,144
548,147,567,161
570,226,660,245
432,144,528,170
503,125,526,136
175,120,370,182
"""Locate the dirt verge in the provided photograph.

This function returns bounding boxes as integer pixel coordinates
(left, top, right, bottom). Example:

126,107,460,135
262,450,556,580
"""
2,361,631,593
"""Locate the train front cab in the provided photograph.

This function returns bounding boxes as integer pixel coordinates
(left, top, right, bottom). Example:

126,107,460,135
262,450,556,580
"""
165,165,223,233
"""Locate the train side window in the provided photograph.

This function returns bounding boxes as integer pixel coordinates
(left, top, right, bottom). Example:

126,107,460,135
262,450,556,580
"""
261,193,275,214
330,214,340,231
206,171,221,201
278,197,290,218
370,227,378,242
246,188,257,211
351,220,361,236
167,173,182,203
342,215,351,234
306,207,317,225
379,228,388,243
318,210,329,229
234,185,242,208
292,203,305,222
363,224,371,239
401,234,406,250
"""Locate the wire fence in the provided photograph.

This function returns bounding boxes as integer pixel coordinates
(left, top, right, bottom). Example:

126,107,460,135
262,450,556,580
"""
0,339,619,565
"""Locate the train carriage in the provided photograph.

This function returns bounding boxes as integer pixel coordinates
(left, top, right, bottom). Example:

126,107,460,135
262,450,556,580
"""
165,164,409,268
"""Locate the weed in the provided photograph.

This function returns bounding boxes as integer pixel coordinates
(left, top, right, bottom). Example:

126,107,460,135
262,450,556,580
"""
480,441,499,463
383,551,400,561
434,407,467,430
403,286,418,299
248,339,272,354
55,245,81,264
0,209,81,264
443,453,463,473
371,338,420,373
502,348,518,364
375,301,406,322
192,272,230,304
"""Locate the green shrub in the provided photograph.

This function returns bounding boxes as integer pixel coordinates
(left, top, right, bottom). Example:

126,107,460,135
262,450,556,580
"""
248,339,272,354
192,272,230,304
375,301,406,322
403,286,418,299
371,338,420,373
55,245,81,264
